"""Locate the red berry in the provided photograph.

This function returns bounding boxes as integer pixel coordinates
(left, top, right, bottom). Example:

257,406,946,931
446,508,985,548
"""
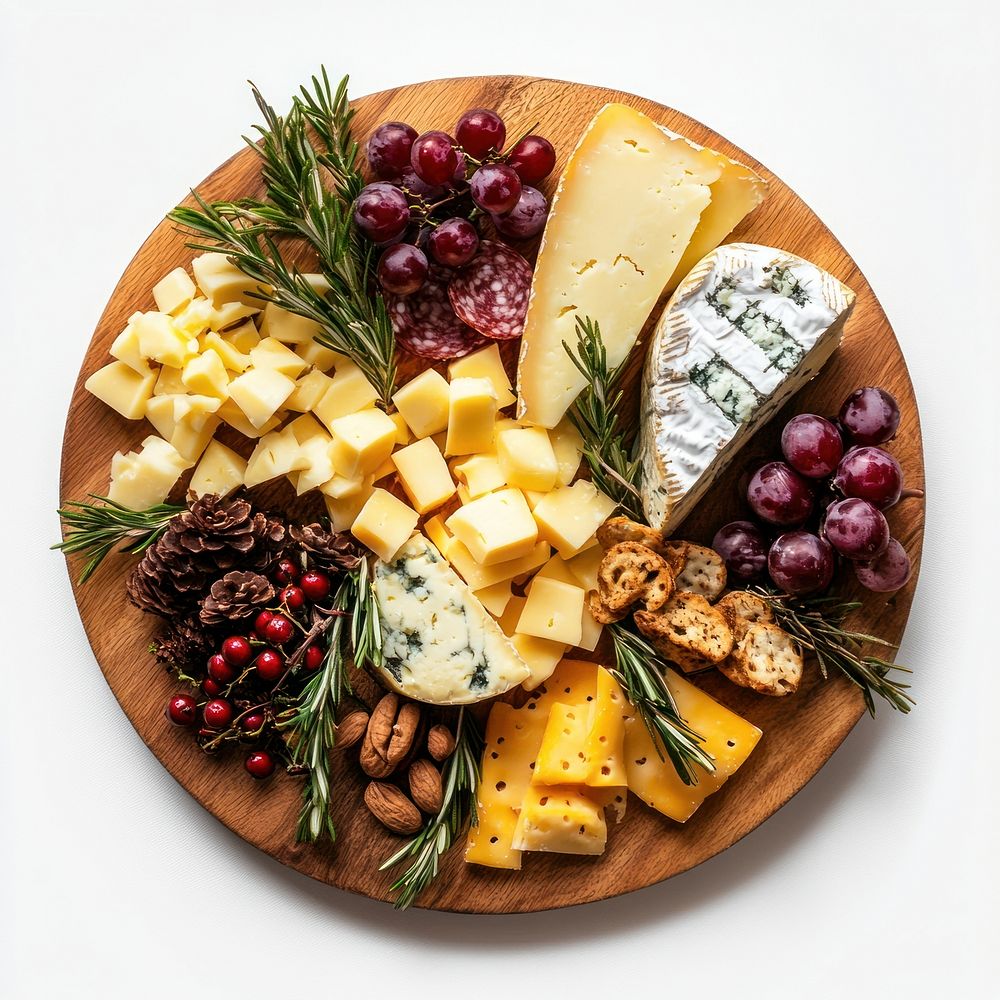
255,648,285,684
202,699,234,730
241,711,267,733
274,558,300,585
207,653,237,684
263,615,295,646
221,635,253,668
280,585,306,612
245,750,276,780
165,694,197,727
506,135,556,185
254,610,275,636
201,677,224,698
304,644,325,671
299,570,332,603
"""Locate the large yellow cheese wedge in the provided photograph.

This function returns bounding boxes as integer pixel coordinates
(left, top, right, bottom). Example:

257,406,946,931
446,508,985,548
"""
516,103,763,428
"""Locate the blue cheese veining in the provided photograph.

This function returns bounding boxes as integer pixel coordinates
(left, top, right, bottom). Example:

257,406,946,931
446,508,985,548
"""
640,243,855,533
373,534,531,705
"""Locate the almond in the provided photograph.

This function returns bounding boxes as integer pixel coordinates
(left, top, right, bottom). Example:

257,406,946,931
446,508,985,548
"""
408,759,444,814
335,710,369,751
387,702,422,766
360,728,396,778
426,724,456,762
364,781,423,835
367,693,399,761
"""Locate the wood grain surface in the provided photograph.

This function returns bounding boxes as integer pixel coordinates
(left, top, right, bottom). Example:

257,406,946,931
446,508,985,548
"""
59,76,925,913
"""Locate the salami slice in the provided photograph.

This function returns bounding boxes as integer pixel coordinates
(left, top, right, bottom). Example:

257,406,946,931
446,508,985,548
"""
386,266,486,360
448,240,532,340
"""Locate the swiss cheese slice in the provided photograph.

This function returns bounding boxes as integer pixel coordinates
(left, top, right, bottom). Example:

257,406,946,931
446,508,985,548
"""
511,785,608,856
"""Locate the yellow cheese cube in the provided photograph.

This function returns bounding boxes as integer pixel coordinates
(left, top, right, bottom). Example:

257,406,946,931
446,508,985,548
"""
473,580,512,618
350,488,419,561
216,398,281,439
391,369,451,439
201,331,252,373
244,428,309,487
108,436,190,509
287,412,327,444
192,252,267,307
550,418,584,486
328,408,397,477
324,488,373,533
532,480,617,558
295,339,343,372
496,426,558,492
227,367,296,429
445,377,497,456
190,440,247,498
389,411,411,446
260,302,321,345
181,349,230,399
391,437,455,514
516,576,585,646
170,413,221,463
84,361,155,420
286,370,334,413
577,604,603,652
454,454,506,498
249,337,308,378
532,553,579,587
321,471,369,500
522,489,547,510
153,366,185,396
447,343,515,407
372,456,396,481
423,514,452,555
144,394,183,440
512,632,569,691
172,297,215,338
445,539,550,591
209,301,260,332
109,323,152,375
456,482,473,505
133,312,198,368
221,320,260,354
445,488,537,566
146,394,220,441
566,544,603,593
314,362,380,430
152,267,196,315
295,435,337,495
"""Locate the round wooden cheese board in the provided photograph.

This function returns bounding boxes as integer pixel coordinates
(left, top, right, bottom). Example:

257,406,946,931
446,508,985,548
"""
59,76,924,913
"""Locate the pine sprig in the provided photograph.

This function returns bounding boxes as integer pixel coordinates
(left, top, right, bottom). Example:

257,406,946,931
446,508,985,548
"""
380,707,482,910
608,623,715,785
53,496,184,583
564,316,645,520
754,588,914,716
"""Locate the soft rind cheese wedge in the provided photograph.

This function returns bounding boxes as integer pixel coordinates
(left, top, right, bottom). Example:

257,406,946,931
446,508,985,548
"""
373,534,531,705
516,103,763,429
640,243,854,533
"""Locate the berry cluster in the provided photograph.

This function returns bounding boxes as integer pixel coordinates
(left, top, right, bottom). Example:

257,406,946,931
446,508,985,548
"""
164,558,335,781
355,107,557,297
713,387,916,596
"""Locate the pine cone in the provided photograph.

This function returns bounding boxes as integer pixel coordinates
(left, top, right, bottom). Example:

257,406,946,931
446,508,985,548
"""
200,571,275,625
290,523,363,573
154,613,215,672
128,494,285,616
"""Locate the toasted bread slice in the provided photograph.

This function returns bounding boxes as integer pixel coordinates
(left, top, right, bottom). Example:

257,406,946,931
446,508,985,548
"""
658,540,690,577
597,541,674,613
719,622,803,696
634,592,733,673
670,543,727,600
587,589,627,624
597,516,669,554
717,591,774,642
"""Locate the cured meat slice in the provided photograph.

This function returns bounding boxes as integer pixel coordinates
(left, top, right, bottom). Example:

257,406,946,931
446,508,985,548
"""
387,267,486,360
448,240,532,340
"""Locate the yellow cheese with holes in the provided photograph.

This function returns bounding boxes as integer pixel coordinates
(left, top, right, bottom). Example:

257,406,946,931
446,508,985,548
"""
550,418,584,486
181,349,230,400
585,668,628,787
473,580,512,618
444,538,550,591
447,343,515,407
496,425,558,492
172,298,215,338
192,252,268,307
209,301,259,332
201,331,252,373
445,377,498,456
152,267,196,315
244,428,309,487
216,398,281,438
350,488,418,561
295,339,342,372
134,312,198,368
516,103,730,428
108,436,191,509
286,369,334,413
391,369,450,439
228,367,296,429
516,576,585,647
190,440,247,498
454,454,506,498
314,362,380,430
249,337,308,378
533,702,595,785
390,437,455,514
259,302,321,345
623,668,762,822
84,361,156,420
328,408,397,478
109,323,152,375
532,480,617,558
512,785,608,855
445,488,537,566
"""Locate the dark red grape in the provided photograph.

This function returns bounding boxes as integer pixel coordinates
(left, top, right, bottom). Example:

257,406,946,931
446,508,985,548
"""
492,186,548,239
822,498,890,561
747,462,814,525
366,121,417,180
398,167,446,202
712,521,768,582
506,135,556,184
428,217,479,267
768,531,835,595
411,130,459,186
353,182,410,244
854,538,911,593
469,164,522,215
839,386,900,445
833,446,902,509
456,108,506,158
377,243,428,296
781,413,844,478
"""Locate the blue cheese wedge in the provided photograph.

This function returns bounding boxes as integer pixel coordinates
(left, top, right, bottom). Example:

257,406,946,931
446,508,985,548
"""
640,243,854,533
373,534,531,705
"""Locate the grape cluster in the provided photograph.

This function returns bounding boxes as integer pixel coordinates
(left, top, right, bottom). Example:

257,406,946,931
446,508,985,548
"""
354,108,557,297
713,387,915,596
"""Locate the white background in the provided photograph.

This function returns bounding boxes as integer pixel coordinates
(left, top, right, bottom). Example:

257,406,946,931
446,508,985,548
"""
3,0,997,996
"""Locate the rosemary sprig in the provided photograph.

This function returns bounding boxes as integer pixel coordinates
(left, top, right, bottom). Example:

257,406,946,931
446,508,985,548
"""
564,316,645,521
53,496,183,583
608,623,715,785
380,707,482,910
754,588,914,716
